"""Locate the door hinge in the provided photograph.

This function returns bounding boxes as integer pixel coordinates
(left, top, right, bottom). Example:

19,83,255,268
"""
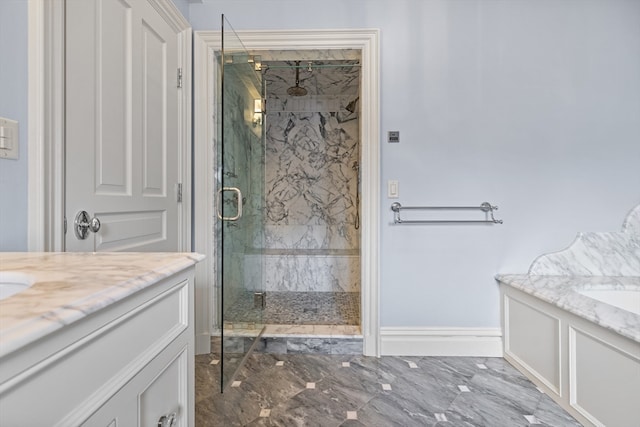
176,183,183,203
177,68,183,88
64,217,67,235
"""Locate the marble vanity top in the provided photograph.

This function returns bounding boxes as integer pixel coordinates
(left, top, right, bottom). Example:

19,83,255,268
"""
0,252,204,358
496,274,640,343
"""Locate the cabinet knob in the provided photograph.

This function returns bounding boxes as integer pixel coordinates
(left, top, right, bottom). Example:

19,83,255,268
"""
158,412,177,427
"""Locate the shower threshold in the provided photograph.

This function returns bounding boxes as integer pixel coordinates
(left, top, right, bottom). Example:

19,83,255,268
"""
262,324,361,337
255,324,363,355
223,291,363,354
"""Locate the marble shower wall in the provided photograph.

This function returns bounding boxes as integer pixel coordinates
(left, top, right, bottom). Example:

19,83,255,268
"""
256,59,361,292
262,60,361,251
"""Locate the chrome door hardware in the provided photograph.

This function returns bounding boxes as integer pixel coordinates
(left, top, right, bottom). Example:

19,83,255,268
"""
74,210,101,240
216,187,243,221
158,412,177,427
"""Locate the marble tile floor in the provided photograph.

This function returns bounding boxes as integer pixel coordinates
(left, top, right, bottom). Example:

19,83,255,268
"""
195,352,583,427
224,291,361,325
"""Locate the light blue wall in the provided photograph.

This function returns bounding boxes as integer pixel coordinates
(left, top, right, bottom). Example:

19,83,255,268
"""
171,0,190,21
0,0,28,251
189,0,640,328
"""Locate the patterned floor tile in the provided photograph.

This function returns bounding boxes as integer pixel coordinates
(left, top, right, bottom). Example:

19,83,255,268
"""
195,354,583,427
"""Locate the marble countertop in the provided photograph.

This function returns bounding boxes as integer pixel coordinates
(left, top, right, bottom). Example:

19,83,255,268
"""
496,274,640,343
0,252,204,358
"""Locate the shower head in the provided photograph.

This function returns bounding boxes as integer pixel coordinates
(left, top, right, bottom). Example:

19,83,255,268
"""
287,61,307,97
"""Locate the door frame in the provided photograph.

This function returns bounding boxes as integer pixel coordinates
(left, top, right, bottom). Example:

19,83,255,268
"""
193,29,381,357
27,0,192,252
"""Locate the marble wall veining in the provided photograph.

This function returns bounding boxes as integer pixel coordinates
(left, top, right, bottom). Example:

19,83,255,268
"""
528,203,640,276
264,110,360,250
257,58,362,294
262,60,360,251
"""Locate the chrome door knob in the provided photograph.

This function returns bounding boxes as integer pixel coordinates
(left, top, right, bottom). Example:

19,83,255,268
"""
158,412,177,427
74,210,101,240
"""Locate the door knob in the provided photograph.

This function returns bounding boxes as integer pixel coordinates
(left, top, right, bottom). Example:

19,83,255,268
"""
74,210,101,240
158,412,177,427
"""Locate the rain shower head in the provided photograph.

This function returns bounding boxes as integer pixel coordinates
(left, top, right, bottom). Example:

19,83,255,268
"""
287,61,307,97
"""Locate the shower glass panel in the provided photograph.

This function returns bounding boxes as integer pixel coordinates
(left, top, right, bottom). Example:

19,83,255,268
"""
218,15,265,390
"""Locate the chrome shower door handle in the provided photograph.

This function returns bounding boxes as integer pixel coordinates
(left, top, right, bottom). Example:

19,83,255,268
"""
217,187,243,221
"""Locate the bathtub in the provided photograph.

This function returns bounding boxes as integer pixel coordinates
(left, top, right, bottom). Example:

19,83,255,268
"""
497,275,640,427
576,288,640,315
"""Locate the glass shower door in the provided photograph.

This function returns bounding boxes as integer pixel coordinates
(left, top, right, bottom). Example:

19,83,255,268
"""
218,15,265,389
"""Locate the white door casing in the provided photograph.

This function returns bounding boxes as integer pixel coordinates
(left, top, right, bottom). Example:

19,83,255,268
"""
193,30,381,356
28,0,191,253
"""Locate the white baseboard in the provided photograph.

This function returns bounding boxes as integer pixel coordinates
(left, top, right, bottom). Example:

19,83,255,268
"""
380,327,503,357
195,332,211,355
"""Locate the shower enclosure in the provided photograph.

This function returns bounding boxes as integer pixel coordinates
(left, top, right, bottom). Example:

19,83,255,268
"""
215,18,363,387
217,16,265,389
258,59,362,330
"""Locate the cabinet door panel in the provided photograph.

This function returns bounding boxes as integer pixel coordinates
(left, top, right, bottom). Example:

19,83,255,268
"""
81,388,137,427
139,347,189,427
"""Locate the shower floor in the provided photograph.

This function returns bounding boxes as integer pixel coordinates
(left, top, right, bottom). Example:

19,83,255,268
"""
224,291,360,326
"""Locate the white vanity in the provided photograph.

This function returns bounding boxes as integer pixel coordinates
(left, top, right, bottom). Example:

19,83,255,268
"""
0,252,204,427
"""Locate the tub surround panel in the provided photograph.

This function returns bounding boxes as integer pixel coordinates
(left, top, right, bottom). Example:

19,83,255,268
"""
500,284,640,427
504,296,561,393
571,327,640,427
0,252,204,358
497,274,639,343
528,203,640,276
497,204,640,427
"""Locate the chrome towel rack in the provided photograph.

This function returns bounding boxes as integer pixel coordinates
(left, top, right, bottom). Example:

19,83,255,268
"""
391,202,503,224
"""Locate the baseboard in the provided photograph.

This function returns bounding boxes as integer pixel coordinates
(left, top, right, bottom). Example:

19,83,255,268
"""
195,332,211,355
380,327,503,357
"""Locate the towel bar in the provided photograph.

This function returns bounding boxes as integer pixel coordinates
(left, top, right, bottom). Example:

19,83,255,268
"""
391,202,503,224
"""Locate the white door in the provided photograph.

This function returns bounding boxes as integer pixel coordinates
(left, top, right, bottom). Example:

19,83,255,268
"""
65,0,184,252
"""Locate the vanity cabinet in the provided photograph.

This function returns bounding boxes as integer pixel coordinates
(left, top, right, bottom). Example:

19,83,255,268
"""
0,267,195,427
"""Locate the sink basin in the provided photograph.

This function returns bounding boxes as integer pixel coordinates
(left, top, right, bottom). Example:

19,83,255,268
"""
0,272,36,300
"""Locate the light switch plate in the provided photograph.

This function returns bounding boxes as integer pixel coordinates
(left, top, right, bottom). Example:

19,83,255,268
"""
0,117,19,160
388,180,399,198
